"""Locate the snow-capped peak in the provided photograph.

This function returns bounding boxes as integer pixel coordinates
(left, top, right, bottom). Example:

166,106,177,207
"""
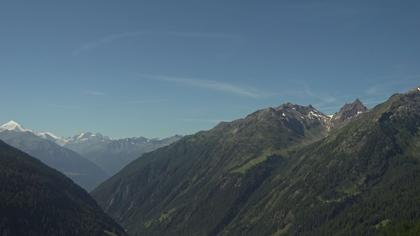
0,120,71,145
66,132,111,144
38,132,60,140
37,132,69,146
77,132,87,140
0,120,31,132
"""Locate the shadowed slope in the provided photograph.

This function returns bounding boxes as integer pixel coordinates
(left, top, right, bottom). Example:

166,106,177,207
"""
0,140,127,236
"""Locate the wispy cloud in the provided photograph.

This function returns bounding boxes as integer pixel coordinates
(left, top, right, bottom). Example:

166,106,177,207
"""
363,98,388,106
302,86,337,105
179,118,226,123
280,83,339,109
47,104,81,110
82,89,106,96
365,75,420,96
139,74,270,99
269,81,343,114
125,99,168,104
73,31,238,55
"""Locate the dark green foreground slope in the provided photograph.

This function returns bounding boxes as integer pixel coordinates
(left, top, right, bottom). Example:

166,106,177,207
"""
93,89,420,236
0,141,127,236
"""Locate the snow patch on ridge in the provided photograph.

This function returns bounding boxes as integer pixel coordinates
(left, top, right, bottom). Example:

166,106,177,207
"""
0,120,32,132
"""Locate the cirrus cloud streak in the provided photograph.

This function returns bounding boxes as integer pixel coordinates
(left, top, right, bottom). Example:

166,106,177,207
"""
139,74,270,99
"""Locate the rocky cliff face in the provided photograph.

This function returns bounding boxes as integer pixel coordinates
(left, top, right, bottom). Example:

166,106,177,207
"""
330,98,368,128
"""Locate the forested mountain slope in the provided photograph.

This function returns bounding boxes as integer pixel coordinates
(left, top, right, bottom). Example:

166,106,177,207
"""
0,140,127,236
92,104,332,235
93,89,420,235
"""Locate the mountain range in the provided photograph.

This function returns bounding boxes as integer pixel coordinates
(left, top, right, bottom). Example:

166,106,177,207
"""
2,89,420,235
0,121,108,191
92,89,420,236
63,132,182,176
0,121,180,190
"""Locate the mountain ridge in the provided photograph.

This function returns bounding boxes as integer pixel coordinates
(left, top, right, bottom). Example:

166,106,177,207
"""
0,126,108,191
92,90,420,235
91,100,362,235
0,120,181,185
64,133,182,175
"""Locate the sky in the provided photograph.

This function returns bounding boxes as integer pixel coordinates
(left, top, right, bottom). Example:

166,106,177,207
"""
0,0,420,138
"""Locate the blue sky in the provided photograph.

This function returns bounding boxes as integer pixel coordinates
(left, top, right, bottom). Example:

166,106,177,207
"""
1,0,419,138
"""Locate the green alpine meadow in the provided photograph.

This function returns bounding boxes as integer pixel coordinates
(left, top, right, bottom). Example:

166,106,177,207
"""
92,89,420,236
